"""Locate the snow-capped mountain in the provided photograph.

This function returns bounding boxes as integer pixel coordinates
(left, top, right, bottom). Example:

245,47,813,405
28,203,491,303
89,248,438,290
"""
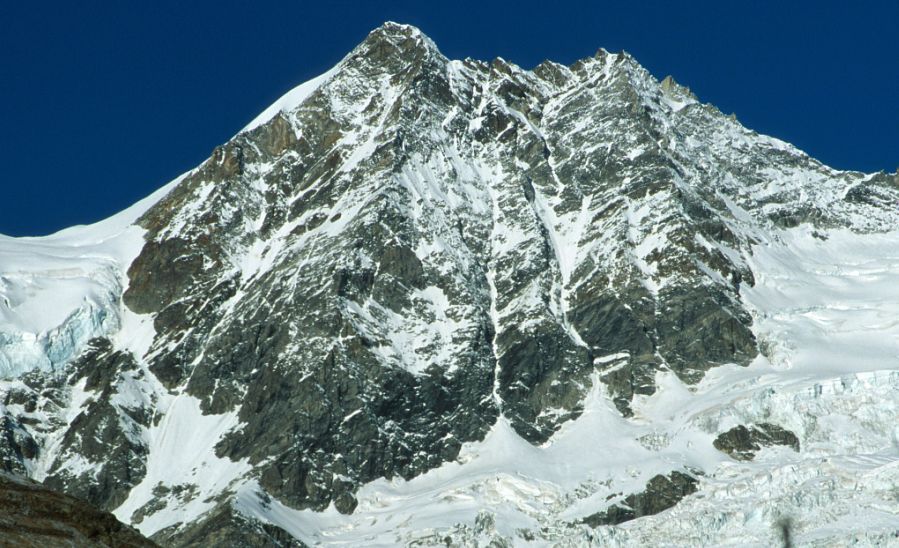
2,22,898,546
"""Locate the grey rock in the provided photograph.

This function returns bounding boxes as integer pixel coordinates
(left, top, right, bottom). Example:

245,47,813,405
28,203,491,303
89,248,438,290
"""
43,339,152,511
152,503,305,548
0,414,37,475
582,471,699,526
713,423,801,461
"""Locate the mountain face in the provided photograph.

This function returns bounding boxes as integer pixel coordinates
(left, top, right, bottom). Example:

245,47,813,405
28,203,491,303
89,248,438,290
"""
2,22,899,546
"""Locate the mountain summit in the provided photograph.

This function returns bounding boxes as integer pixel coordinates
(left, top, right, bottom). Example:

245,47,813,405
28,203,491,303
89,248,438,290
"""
1,23,898,546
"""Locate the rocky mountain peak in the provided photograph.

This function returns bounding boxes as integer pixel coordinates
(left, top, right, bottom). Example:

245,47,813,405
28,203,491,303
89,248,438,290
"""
346,21,446,76
2,22,898,547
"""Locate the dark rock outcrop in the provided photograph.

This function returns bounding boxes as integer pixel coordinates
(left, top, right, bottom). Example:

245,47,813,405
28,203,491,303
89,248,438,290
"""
43,339,152,512
582,471,699,526
153,505,305,548
0,472,157,547
713,423,800,461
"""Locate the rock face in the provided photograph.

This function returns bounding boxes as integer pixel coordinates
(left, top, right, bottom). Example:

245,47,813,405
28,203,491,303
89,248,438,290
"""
582,471,699,526
713,423,800,461
152,505,305,548
0,472,156,547
1,21,899,547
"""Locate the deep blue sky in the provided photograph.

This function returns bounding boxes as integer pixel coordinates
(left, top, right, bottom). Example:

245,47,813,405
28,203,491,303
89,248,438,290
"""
2,1,896,236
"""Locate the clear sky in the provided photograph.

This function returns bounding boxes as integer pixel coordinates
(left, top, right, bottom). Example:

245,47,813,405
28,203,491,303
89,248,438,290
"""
2,1,897,236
